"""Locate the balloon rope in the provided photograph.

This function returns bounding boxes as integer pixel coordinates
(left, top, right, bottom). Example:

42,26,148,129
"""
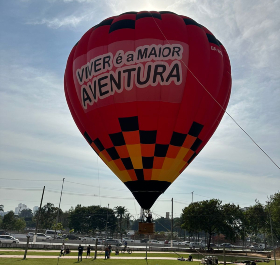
148,12,279,170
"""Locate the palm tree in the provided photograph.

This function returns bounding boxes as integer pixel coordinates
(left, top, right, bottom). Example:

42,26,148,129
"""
124,213,132,230
114,206,127,240
0,204,4,212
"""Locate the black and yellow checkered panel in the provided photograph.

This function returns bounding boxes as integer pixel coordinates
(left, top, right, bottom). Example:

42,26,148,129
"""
84,117,203,185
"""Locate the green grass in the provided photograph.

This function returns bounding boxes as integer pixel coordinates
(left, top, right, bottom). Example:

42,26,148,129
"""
0,249,278,265
0,259,279,265
0,259,206,265
0,250,273,261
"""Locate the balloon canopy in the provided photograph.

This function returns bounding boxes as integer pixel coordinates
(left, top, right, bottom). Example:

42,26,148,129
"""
64,11,232,210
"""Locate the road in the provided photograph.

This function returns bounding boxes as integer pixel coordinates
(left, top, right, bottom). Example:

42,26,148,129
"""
8,233,272,254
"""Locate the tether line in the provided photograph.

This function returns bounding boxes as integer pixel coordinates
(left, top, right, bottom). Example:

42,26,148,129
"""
148,11,279,170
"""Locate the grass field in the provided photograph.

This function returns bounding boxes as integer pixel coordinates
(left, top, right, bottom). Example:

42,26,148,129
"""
0,258,195,265
0,250,273,261
0,249,278,265
0,259,279,265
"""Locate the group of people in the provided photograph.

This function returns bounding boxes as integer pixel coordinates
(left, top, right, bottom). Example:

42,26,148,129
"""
77,244,91,261
178,255,193,261
59,242,123,261
60,243,91,261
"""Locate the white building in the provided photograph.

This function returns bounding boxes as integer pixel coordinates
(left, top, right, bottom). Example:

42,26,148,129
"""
33,206,39,214
15,203,28,215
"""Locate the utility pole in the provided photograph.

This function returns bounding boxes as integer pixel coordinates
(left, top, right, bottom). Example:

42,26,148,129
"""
34,186,45,243
23,236,30,259
171,198,173,247
267,199,276,265
191,191,194,203
55,178,65,238
105,204,109,240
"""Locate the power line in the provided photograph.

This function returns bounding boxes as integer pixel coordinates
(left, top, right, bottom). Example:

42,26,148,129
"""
0,177,127,192
65,180,126,192
0,177,61,182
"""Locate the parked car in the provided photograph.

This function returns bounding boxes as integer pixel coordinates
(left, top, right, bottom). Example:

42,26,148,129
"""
105,239,122,246
179,241,190,246
79,236,96,242
149,240,159,244
250,244,265,251
27,232,34,237
34,233,52,241
219,243,232,248
0,235,19,244
141,238,149,243
65,234,79,240
189,242,205,249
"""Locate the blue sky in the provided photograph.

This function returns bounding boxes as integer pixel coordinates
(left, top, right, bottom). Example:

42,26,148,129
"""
0,0,279,219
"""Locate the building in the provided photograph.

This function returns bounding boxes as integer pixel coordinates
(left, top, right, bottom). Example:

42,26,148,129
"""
15,203,28,215
33,206,39,214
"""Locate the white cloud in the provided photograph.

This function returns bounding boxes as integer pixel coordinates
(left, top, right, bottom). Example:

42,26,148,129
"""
27,14,91,28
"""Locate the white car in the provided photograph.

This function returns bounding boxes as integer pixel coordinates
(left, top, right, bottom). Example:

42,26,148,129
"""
149,240,159,244
34,233,52,241
219,243,232,248
0,235,20,244
179,241,189,246
105,239,122,246
189,242,205,249
80,236,96,242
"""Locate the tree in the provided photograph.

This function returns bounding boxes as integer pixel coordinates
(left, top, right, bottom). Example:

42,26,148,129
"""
181,199,244,250
266,192,280,241
19,209,33,219
124,213,132,230
34,203,61,229
114,206,127,239
1,211,16,230
52,222,63,231
220,203,244,242
69,205,117,234
14,218,26,232
181,199,224,250
244,201,267,238
154,217,171,232
0,204,4,212
59,210,70,230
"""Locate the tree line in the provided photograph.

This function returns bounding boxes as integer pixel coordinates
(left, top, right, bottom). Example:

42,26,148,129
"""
0,192,279,247
181,192,280,249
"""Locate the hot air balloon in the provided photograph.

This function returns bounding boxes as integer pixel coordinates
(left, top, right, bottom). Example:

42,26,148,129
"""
64,11,232,211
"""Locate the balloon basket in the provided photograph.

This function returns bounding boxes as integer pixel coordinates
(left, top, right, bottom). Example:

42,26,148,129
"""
138,222,155,234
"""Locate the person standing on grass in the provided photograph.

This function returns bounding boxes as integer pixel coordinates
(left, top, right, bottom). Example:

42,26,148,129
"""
60,243,65,257
78,244,84,261
86,245,91,258
105,245,109,259
108,244,112,258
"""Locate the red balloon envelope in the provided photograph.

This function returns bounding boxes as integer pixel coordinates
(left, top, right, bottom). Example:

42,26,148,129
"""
64,11,232,210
